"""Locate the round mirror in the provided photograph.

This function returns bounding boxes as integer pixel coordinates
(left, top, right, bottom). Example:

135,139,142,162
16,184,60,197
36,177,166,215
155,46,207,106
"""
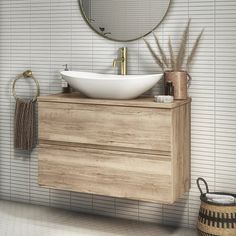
79,0,171,42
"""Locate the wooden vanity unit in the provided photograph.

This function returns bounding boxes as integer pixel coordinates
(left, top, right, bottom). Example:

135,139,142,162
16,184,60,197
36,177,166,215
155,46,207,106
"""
38,93,191,204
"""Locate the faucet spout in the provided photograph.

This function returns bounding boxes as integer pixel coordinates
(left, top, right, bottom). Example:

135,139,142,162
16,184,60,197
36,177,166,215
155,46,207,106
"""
113,47,127,75
112,59,118,68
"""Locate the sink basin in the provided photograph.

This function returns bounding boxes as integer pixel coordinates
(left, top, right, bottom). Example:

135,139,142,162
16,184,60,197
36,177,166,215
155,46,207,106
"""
60,71,163,100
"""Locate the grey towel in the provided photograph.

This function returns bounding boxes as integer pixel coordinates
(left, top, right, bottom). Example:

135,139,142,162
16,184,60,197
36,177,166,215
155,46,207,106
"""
14,98,37,151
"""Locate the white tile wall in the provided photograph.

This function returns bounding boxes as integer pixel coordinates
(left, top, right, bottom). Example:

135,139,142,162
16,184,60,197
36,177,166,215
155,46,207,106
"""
0,0,236,229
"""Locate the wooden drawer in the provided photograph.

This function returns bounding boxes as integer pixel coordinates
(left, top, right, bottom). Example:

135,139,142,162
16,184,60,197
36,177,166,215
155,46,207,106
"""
39,102,171,152
39,144,174,203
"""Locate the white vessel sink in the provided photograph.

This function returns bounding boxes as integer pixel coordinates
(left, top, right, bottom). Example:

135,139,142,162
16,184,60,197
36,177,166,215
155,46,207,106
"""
60,71,163,100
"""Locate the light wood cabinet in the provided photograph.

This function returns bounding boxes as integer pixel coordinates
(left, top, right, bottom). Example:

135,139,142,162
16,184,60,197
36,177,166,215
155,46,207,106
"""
38,93,191,204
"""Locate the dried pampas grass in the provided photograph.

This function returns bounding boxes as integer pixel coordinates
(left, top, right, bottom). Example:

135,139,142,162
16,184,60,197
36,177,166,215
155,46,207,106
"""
176,19,191,70
143,38,164,70
143,19,203,72
168,37,176,71
186,29,204,67
153,33,169,69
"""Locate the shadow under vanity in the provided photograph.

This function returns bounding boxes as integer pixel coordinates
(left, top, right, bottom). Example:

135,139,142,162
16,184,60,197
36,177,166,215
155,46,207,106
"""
38,93,191,204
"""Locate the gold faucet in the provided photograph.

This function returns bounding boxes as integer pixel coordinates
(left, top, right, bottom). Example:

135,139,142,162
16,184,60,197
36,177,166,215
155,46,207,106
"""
112,47,127,75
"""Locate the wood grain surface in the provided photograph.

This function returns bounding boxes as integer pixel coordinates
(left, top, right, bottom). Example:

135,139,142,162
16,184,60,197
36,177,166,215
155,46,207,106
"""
38,93,191,203
39,144,173,203
39,102,172,152
38,92,191,109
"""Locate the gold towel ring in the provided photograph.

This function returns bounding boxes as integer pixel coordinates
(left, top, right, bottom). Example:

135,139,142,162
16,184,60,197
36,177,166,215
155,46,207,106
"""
12,70,40,102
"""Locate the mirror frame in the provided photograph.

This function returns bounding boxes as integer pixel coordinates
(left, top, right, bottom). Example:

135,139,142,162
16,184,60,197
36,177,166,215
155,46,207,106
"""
78,0,171,42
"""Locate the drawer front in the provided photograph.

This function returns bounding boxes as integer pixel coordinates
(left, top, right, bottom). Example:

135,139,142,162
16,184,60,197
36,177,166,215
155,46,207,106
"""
39,144,173,203
39,102,171,152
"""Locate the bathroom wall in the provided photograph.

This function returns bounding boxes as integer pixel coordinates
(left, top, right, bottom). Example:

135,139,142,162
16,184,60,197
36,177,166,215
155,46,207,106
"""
0,0,236,228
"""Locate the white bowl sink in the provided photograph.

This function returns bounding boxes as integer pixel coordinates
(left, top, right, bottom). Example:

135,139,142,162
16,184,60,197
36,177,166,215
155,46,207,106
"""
61,71,163,100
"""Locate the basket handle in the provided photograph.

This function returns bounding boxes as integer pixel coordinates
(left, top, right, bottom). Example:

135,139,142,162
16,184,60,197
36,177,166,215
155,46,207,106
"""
196,178,209,195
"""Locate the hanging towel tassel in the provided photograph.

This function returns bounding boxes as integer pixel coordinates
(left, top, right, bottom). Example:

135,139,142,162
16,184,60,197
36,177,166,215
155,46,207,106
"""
14,98,37,151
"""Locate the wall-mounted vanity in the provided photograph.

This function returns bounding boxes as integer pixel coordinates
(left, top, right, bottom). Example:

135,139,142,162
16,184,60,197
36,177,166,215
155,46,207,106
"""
37,0,189,204
38,93,191,204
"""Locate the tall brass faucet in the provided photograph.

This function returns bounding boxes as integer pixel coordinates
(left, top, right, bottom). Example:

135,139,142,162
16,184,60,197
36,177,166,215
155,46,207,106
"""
112,47,127,75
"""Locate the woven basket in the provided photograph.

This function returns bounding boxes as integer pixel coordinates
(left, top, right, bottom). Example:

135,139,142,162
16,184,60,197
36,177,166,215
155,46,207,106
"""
197,178,236,236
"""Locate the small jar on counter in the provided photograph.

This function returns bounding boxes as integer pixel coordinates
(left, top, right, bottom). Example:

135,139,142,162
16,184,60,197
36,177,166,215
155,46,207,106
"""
165,81,174,96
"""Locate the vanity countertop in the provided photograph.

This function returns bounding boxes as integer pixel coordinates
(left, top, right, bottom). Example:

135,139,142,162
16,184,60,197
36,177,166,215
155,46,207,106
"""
38,92,191,109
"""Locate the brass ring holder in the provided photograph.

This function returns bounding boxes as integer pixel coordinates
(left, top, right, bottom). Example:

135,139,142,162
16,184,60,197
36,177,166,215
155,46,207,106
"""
12,70,40,102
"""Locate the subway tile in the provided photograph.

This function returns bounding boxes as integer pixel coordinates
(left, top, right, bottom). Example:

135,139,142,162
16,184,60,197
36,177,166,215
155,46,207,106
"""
0,0,235,229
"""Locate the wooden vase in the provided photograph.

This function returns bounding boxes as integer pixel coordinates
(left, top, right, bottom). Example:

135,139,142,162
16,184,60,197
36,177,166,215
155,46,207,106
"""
164,71,191,100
